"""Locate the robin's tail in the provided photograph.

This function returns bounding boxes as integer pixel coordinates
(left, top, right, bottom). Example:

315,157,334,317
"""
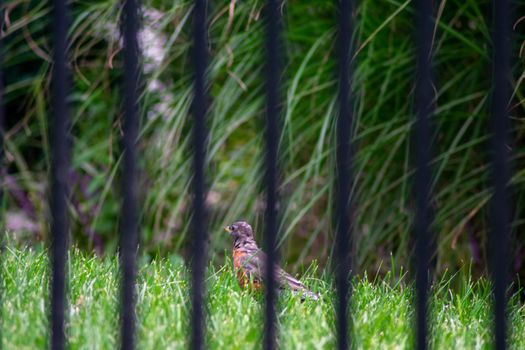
292,288,319,301
281,273,319,301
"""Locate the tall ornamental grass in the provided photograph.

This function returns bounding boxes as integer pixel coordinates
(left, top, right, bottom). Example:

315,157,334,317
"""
2,0,524,278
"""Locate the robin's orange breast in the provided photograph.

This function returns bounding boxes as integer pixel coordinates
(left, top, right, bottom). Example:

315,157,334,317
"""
233,249,262,291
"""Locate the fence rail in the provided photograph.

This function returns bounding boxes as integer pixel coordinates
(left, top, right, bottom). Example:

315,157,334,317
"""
0,0,514,349
490,0,511,349
190,0,209,349
413,0,434,349
262,0,282,349
334,0,353,349
49,0,70,348
120,0,141,348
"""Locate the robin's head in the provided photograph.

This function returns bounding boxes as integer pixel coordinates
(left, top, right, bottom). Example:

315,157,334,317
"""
224,221,255,244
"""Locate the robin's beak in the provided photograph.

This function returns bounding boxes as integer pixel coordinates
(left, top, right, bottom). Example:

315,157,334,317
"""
224,226,232,233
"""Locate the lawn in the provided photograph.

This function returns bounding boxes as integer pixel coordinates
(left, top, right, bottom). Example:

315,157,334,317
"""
1,247,524,349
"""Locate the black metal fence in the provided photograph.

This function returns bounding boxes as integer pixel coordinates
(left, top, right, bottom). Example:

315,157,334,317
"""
0,0,513,349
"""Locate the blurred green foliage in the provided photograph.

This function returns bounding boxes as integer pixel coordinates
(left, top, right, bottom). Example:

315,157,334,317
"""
2,0,524,279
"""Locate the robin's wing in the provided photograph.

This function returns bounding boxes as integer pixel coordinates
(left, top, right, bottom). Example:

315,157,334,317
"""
240,250,319,301
239,249,266,283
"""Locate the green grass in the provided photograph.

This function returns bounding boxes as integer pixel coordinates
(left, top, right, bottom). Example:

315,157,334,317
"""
2,247,525,349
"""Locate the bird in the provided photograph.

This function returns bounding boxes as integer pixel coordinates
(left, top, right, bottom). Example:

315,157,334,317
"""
224,220,319,301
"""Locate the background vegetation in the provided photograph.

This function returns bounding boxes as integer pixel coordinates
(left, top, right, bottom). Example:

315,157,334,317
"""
2,0,525,282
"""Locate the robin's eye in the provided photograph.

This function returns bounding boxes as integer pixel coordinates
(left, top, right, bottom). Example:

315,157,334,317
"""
229,225,236,231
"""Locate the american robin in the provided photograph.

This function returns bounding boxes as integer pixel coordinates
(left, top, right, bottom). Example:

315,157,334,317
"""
225,220,319,301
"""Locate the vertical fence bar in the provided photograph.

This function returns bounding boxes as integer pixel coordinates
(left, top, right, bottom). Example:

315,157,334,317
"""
0,3,5,346
413,0,434,349
0,4,4,214
334,0,354,349
0,3,4,193
490,0,511,348
49,0,70,349
263,0,282,349
50,0,70,348
119,0,140,348
190,0,209,349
